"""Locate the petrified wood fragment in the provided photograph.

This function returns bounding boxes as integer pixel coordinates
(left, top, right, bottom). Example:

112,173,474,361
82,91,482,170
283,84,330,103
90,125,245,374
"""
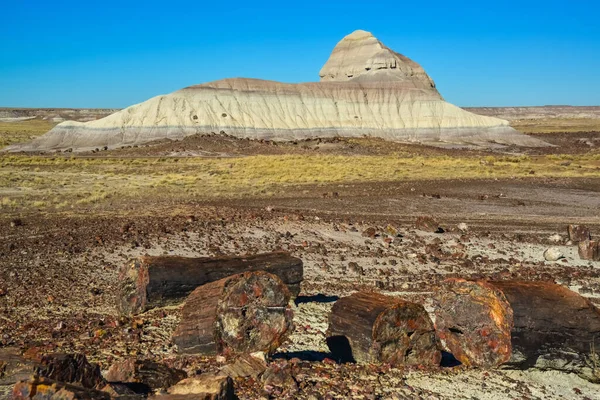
434,279,600,378
0,348,35,386
12,377,110,399
166,373,234,399
118,252,303,315
173,271,293,356
34,353,105,389
578,240,599,261
568,224,591,242
326,292,441,366
105,359,186,392
432,279,513,367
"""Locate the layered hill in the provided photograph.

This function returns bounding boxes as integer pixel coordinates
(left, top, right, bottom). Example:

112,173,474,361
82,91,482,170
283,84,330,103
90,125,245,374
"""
5,30,547,152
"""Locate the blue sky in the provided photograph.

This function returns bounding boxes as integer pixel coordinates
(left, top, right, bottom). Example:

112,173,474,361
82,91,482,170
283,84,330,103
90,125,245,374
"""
1,0,598,108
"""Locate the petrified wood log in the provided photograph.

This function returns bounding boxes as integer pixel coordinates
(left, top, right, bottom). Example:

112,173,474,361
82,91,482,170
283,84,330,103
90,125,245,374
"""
13,377,111,400
326,292,441,366
434,279,600,377
34,353,105,389
105,359,186,392
433,279,513,367
568,224,591,242
490,280,600,374
173,271,293,356
578,240,599,261
118,252,303,315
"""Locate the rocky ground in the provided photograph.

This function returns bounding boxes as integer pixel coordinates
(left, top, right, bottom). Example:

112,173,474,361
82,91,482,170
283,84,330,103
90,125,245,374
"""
1,111,600,398
1,174,600,398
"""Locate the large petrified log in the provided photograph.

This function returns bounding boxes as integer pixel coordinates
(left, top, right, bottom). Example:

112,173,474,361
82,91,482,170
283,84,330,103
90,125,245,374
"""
173,271,293,356
0,348,35,387
118,252,303,315
13,377,111,399
326,292,441,366
432,279,513,368
490,280,600,374
434,279,600,378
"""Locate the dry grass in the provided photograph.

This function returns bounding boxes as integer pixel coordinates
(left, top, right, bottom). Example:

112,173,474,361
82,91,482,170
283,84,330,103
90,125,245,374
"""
1,152,599,213
511,118,600,134
0,119,56,147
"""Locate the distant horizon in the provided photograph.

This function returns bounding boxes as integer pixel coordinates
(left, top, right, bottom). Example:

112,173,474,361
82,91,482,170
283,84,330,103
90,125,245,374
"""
1,0,599,108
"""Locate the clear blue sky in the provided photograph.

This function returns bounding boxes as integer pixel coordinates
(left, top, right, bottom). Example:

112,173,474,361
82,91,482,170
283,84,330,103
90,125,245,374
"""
1,0,598,108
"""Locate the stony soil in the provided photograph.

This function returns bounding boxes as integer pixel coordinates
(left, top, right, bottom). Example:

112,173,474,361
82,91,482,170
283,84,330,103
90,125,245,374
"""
1,171,600,398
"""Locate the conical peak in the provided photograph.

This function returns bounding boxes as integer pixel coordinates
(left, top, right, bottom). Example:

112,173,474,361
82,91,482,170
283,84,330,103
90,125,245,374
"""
343,29,375,40
319,30,438,92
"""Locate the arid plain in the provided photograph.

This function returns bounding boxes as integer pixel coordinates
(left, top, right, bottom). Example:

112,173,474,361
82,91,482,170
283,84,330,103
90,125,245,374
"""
1,106,600,399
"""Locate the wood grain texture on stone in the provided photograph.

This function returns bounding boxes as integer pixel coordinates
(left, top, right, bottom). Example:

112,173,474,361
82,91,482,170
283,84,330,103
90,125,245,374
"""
166,373,234,400
326,292,441,367
34,353,105,389
117,252,303,315
12,377,111,400
578,240,599,261
432,279,514,367
489,280,600,376
105,359,187,392
5,31,548,153
434,279,600,379
0,348,35,386
172,271,293,356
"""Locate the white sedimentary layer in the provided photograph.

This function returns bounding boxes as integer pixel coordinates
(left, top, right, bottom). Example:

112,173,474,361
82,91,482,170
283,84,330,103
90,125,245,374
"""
5,30,548,152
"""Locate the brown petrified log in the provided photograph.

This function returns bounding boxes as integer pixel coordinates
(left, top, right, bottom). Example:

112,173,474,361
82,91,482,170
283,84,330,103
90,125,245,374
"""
489,280,600,375
34,353,106,389
12,377,111,399
118,252,303,315
105,359,186,392
326,292,441,366
434,279,600,377
568,224,591,242
172,271,293,356
579,240,600,261
432,279,513,368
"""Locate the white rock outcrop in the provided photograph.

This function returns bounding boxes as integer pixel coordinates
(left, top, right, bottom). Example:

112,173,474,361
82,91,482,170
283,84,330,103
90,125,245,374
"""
5,30,548,152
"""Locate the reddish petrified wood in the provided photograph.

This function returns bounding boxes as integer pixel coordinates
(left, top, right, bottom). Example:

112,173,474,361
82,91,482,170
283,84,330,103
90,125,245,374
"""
568,224,591,242
490,280,600,373
434,279,600,377
578,240,599,261
118,252,303,316
13,377,111,399
172,271,293,356
326,292,441,367
432,279,514,367
105,359,186,392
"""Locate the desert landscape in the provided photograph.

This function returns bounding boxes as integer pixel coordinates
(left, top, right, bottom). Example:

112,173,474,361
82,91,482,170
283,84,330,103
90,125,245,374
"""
1,29,600,400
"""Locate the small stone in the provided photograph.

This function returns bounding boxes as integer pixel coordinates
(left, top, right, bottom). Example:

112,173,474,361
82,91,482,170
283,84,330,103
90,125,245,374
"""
167,372,234,398
362,227,377,238
457,223,469,232
543,247,563,262
548,233,562,243
415,216,440,233
348,262,364,275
